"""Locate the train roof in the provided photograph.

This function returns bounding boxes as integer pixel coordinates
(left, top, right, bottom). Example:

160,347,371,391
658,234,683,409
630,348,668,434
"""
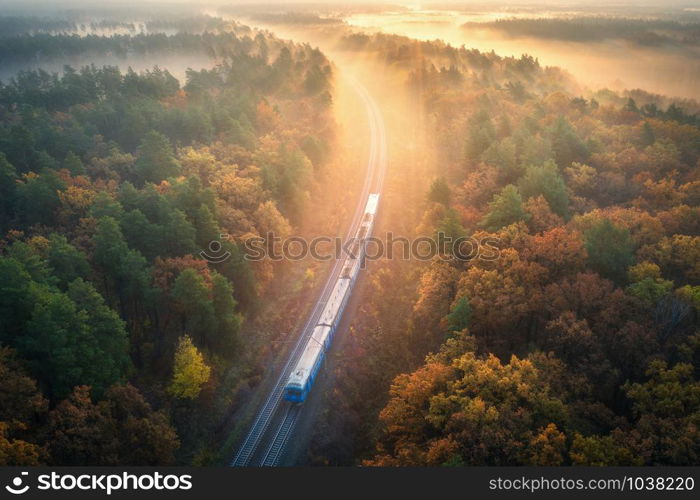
364,193,379,216
286,194,379,392
318,278,350,329
286,276,351,389
285,324,330,388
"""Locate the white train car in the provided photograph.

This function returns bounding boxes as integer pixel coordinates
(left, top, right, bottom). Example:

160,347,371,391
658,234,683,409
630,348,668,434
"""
284,193,379,402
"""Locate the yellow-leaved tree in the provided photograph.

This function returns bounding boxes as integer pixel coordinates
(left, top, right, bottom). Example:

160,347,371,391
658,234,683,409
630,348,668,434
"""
168,335,211,399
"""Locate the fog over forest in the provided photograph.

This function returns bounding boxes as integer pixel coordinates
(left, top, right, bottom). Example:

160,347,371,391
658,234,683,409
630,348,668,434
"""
2,1,699,98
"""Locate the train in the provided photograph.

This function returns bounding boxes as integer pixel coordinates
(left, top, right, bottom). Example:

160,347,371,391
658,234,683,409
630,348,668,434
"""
284,193,380,403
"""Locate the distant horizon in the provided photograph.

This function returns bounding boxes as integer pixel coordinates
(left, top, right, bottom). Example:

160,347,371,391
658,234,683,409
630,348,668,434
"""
1,0,698,8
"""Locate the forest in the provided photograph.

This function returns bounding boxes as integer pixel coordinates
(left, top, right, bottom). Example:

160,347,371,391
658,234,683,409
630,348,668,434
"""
0,17,335,465
0,14,230,38
465,17,700,47
0,26,254,66
302,30,700,466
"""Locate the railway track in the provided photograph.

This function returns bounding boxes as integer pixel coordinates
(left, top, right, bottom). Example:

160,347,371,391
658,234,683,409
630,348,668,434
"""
261,405,301,466
230,75,386,467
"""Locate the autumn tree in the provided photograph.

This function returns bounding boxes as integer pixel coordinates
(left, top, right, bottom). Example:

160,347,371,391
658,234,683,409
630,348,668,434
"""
626,261,673,306
412,260,460,346
0,347,46,465
524,195,564,233
368,351,569,466
0,422,41,466
569,432,641,466
46,385,179,465
624,360,700,465
168,335,211,399
523,423,567,466
641,235,700,284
